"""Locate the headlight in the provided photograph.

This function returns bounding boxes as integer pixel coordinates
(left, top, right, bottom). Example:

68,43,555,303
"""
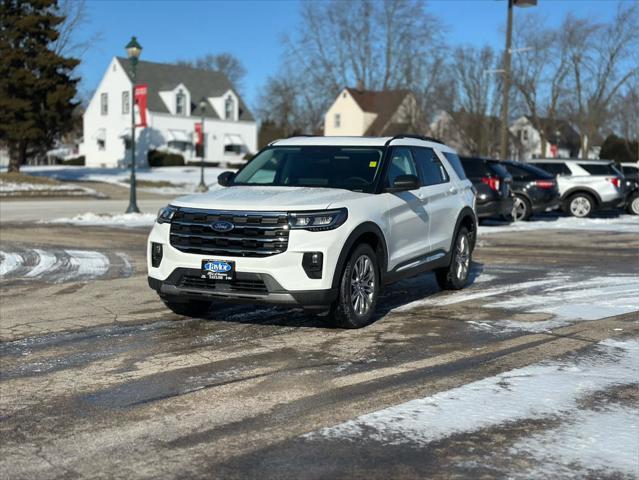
156,205,177,224
288,208,348,231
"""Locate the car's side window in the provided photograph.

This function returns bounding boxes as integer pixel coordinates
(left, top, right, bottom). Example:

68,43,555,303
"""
535,162,569,176
386,147,418,187
412,147,449,186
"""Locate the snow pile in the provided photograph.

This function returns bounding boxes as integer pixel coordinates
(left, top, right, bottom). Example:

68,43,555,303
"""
0,180,100,197
308,339,638,478
479,214,639,234
47,212,156,227
14,166,229,194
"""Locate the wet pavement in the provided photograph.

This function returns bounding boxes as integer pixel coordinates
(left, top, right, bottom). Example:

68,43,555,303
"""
0,219,638,479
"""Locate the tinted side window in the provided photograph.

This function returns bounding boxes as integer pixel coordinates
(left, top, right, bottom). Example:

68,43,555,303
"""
444,152,467,180
534,162,569,176
578,163,616,175
413,147,448,186
622,165,639,179
386,147,418,187
460,158,489,178
503,163,535,180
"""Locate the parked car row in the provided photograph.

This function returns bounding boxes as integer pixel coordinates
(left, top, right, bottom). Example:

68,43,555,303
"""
460,157,638,220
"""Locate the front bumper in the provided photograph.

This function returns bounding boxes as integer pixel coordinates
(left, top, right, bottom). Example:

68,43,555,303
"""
148,269,337,308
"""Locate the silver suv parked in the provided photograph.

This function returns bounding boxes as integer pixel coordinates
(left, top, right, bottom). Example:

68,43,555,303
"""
528,159,625,217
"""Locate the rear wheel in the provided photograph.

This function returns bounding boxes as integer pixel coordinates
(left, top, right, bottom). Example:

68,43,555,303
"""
564,192,594,218
435,227,471,290
511,194,532,221
327,243,380,329
627,193,639,215
162,296,212,318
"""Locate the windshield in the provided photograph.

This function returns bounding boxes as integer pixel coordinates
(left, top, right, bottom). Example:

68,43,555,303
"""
233,146,384,192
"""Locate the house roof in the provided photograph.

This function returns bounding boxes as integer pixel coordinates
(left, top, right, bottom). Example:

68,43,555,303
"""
116,57,254,121
524,116,580,149
345,88,412,135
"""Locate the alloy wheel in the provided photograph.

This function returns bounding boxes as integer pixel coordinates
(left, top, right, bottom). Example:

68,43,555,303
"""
632,196,639,215
512,197,527,221
570,196,591,217
454,234,470,281
350,255,375,316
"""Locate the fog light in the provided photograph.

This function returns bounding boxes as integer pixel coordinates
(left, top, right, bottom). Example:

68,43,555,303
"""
302,252,323,279
151,242,163,267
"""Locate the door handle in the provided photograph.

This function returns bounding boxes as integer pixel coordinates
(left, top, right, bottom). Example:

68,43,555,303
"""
448,187,458,194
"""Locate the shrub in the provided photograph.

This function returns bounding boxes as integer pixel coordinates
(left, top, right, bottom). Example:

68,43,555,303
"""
148,150,185,167
62,156,85,166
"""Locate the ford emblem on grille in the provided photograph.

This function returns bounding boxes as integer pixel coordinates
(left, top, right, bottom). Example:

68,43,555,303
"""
211,220,234,233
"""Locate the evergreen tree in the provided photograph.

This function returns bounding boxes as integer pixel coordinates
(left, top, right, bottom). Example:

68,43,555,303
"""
0,0,79,172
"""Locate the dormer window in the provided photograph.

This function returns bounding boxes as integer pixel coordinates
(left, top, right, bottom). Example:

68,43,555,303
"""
224,96,234,120
176,90,186,116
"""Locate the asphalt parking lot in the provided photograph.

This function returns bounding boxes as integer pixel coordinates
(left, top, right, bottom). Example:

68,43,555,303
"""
1,216,638,479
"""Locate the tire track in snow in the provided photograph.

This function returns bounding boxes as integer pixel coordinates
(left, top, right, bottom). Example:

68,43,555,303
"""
0,247,132,283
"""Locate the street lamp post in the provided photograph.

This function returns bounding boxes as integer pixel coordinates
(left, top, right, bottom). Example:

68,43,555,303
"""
125,36,142,213
499,0,536,161
196,98,208,192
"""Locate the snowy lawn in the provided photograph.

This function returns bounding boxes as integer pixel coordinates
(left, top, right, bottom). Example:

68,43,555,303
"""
307,338,638,479
0,172,102,198
45,212,156,228
479,213,639,234
14,165,230,195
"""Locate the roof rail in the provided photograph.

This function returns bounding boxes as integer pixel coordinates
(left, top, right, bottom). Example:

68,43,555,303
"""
269,134,318,146
386,134,445,145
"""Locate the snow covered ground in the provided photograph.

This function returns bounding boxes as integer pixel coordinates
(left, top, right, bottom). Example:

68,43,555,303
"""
0,247,132,282
307,338,638,479
0,179,102,198
479,214,639,234
15,166,229,195
46,212,156,228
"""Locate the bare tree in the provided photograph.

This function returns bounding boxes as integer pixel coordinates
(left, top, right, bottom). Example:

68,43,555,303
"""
269,0,444,132
563,3,639,158
176,53,247,90
511,14,570,157
450,46,502,156
52,0,101,59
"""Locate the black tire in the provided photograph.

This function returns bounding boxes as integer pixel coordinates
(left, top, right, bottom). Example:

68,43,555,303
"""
326,243,380,329
563,192,595,218
627,193,639,215
162,296,212,317
512,194,532,221
435,226,472,290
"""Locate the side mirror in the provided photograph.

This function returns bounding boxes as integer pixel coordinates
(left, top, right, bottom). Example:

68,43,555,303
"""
217,171,235,187
387,174,421,192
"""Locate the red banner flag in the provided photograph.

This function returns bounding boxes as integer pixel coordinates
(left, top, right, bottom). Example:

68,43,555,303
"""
194,122,203,145
134,84,148,127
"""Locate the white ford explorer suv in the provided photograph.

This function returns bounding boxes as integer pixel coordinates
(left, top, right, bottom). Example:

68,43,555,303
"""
528,159,625,217
147,135,477,328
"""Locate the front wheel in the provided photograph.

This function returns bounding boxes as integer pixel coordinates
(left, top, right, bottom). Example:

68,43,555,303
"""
327,243,380,329
435,227,471,290
564,193,594,218
627,193,639,215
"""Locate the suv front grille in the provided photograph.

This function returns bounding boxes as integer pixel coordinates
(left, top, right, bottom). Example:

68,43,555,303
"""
170,208,289,257
178,275,268,294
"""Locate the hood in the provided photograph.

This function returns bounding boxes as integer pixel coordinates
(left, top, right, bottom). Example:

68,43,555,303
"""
171,186,371,211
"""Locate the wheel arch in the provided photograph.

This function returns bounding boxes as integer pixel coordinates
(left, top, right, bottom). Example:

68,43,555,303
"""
330,222,389,290
452,206,478,252
562,187,602,205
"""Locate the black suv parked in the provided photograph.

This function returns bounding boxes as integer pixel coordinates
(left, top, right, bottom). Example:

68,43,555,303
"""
460,156,514,219
500,161,561,221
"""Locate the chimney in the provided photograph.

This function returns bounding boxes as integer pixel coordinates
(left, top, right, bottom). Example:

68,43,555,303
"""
356,79,364,92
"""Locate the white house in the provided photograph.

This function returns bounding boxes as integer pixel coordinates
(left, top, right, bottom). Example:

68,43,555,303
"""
324,87,422,137
509,116,600,160
81,57,257,168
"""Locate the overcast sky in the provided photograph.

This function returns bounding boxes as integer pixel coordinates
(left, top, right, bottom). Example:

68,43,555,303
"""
75,0,625,108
